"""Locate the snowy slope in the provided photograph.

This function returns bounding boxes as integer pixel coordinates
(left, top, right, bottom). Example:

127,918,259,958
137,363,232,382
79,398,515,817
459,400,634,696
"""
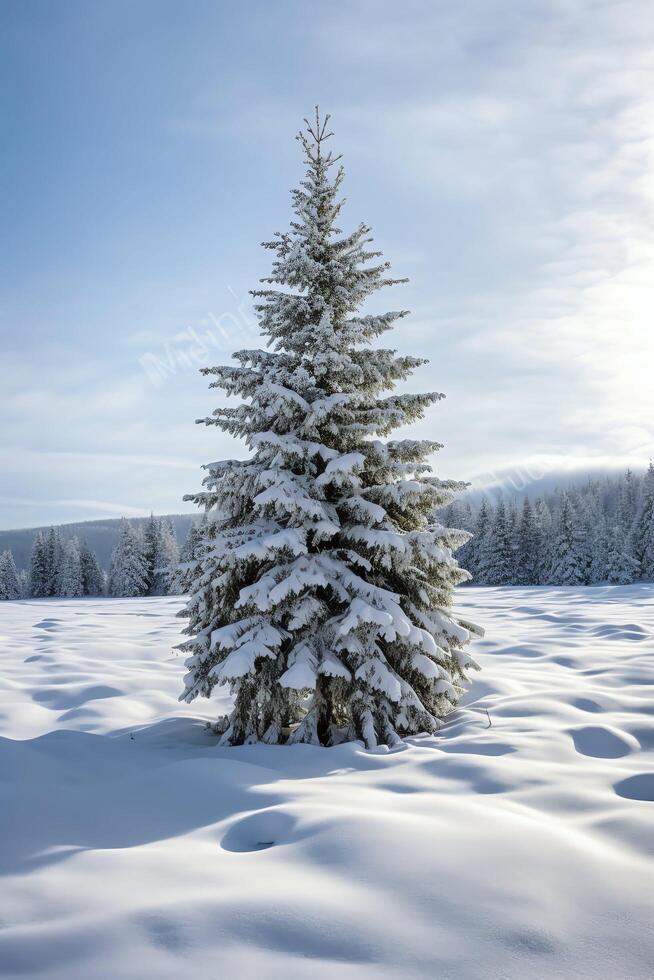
1,586,653,979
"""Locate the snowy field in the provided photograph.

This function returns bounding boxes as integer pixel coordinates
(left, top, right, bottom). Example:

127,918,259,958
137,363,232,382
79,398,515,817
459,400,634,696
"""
1,586,653,980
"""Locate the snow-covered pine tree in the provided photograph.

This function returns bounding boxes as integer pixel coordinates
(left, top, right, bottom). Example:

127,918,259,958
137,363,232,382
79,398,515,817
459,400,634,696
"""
140,515,179,594
549,492,585,585
583,484,606,583
618,468,639,538
468,498,491,582
17,568,30,599
0,550,20,600
57,537,83,597
480,499,514,585
591,514,609,583
45,527,64,597
176,518,206,594
571,490,595,585
633,462,654,581
533,497,553,583
605,524,639,584
80,540,105,595
151,519,180,595
508,500,519,558
29,531,50,597
108,519,148,597
142,514,159,594
515,497,540,585
179,109,481,747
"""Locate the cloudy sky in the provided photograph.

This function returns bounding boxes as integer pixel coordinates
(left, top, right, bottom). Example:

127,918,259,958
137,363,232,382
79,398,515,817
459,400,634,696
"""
2,0,653,529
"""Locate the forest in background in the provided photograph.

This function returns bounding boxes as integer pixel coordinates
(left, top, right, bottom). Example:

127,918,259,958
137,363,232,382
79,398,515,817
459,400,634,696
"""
446,465,654,586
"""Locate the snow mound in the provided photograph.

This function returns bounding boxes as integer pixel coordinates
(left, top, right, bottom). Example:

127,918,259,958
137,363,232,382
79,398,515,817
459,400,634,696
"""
0,585,653,979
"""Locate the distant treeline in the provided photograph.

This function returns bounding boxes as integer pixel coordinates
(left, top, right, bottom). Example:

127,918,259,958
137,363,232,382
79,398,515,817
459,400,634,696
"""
0,513,197,573
444,464,654,586
3,468,653,599
0,516,182,599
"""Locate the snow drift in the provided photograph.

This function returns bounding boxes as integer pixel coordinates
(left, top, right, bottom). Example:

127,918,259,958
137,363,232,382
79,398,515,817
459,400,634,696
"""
0,585,653,978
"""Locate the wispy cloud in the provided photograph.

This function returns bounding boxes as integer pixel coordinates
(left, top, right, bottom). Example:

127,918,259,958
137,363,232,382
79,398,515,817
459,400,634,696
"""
1,0,652,527
0,497,147,519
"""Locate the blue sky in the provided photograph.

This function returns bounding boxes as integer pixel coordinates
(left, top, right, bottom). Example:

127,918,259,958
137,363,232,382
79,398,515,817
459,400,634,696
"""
1,0,653,529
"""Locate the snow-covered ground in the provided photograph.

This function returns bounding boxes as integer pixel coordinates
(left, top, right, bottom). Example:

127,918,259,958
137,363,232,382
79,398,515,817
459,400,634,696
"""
1,586,653,979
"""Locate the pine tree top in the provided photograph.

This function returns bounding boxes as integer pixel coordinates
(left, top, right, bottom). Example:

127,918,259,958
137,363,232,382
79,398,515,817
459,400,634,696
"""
190,108,446,501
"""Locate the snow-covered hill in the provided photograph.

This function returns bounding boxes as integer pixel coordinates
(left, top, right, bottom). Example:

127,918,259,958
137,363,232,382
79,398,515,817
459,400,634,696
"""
1,586,653,979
